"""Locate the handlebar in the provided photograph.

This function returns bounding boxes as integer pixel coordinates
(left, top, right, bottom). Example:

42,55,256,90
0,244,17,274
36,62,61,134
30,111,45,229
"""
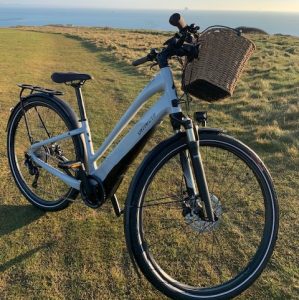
169,13,187,31
132,55,150,67
132,13,199,68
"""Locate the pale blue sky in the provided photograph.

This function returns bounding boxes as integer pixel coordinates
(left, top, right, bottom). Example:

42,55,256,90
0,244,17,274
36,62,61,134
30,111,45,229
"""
1,0,299,12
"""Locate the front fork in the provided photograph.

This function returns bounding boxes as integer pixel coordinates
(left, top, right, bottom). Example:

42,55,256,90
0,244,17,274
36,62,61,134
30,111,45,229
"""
171,113,215,222
185,122,215,222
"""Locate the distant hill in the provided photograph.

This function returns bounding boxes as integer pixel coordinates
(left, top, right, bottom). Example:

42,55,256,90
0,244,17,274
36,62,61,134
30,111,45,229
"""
235,26,268,34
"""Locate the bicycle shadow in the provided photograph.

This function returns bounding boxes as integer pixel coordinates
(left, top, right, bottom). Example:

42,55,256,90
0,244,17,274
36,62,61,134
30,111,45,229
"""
0,204,45,237
0,241,55,273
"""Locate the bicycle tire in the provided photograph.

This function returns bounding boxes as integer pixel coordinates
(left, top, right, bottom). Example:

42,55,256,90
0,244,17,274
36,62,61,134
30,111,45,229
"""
7,94,84,211
126,132,279,299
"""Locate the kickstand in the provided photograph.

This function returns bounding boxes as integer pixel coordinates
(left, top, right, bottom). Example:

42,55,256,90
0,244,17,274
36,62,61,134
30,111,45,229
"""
111,194,123,217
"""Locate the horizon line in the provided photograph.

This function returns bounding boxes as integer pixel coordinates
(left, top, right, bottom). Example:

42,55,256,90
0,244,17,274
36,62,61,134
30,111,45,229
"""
1,5,299,14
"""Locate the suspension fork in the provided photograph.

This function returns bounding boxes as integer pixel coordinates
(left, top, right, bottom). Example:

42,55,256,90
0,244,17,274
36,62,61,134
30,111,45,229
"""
186,120,215,221
179,150,200,199
171,113,214,222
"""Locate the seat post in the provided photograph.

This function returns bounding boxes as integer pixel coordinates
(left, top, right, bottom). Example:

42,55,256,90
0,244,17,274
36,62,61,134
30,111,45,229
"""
74,83,87,122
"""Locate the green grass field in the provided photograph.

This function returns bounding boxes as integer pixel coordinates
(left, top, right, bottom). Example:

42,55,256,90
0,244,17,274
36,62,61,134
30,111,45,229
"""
0,27,298,299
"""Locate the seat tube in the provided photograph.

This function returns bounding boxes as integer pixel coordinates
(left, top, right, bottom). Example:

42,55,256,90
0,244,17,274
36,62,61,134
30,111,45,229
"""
75,86,87,121
185,118,215,222
74,85,96,173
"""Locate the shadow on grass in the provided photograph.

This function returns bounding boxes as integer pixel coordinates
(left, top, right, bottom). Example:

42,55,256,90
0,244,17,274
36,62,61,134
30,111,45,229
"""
120,248,143,298
63,34,144,79
0,241,56,272
0,204,45,237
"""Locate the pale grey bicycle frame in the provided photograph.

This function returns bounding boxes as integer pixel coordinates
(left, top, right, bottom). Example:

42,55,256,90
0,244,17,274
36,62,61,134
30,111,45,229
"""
28,67,183,190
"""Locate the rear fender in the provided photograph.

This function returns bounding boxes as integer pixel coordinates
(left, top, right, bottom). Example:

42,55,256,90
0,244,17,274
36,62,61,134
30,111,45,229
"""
6,93,87,164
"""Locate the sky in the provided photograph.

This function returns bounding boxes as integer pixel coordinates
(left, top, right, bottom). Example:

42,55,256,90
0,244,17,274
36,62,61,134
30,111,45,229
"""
1,0,299,12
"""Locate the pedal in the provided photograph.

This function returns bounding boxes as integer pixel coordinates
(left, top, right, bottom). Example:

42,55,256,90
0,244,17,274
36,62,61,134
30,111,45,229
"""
58,160,82,170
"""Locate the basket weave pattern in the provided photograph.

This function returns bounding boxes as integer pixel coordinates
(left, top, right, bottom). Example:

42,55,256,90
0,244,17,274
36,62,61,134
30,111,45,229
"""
183,28,256,102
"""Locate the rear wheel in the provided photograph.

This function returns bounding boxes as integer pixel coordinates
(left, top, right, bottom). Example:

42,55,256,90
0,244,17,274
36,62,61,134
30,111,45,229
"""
127,133,278,299
7,96,83,211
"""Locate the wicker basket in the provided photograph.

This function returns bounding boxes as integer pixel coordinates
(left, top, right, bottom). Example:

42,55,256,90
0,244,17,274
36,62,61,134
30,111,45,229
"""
182,26,256,102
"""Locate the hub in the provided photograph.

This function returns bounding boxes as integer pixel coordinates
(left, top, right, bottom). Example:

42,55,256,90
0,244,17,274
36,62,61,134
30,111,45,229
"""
184,194,222,233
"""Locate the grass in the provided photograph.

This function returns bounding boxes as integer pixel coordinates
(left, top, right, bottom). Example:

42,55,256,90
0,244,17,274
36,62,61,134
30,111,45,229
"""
0,27,298,299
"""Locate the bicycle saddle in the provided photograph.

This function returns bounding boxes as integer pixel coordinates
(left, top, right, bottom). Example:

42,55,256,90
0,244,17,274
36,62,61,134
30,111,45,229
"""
51,72,93,84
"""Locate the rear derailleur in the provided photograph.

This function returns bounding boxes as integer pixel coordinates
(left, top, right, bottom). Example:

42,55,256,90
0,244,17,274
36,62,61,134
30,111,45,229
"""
24,153,40,188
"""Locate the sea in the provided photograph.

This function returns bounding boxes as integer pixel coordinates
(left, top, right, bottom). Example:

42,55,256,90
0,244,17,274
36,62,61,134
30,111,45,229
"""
0,7,299,37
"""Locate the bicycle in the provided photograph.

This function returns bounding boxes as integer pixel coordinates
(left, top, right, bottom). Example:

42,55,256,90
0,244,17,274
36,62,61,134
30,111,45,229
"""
7,13,279,300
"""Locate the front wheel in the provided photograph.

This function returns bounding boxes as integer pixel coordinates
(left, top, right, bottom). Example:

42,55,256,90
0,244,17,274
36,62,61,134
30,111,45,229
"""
126,132,279,299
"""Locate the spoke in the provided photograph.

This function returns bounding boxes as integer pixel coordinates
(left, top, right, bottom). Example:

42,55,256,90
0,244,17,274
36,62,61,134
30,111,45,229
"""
217,156,240,196
212,232,226,282
135,199,185,208
35,106,51,138
48,172,56,198
145,222,192,247
145,194,182,203
220,171,257,201
209,232,216,285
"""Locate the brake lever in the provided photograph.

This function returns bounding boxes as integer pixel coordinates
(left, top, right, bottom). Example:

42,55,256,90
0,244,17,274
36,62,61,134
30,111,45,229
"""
163,37,173,46
164,32,187,50
176,32,187,48
148,48,159,59
188,23,200,34
163,33,180,46
150,62,159,70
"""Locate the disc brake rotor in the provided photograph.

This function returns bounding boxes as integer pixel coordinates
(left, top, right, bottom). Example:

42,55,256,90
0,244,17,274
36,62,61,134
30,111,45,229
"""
184,194,222,233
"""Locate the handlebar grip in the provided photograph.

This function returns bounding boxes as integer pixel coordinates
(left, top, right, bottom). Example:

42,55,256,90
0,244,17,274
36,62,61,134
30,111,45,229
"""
132,55,149,66
169,13,187,31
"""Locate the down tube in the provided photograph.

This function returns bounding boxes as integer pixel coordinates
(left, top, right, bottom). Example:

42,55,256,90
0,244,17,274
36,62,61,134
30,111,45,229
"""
93,95,180,182
90,71,164,165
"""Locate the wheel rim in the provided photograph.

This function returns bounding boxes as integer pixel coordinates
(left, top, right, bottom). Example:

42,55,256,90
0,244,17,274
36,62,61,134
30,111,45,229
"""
136,140,273,293
11,103,78,205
